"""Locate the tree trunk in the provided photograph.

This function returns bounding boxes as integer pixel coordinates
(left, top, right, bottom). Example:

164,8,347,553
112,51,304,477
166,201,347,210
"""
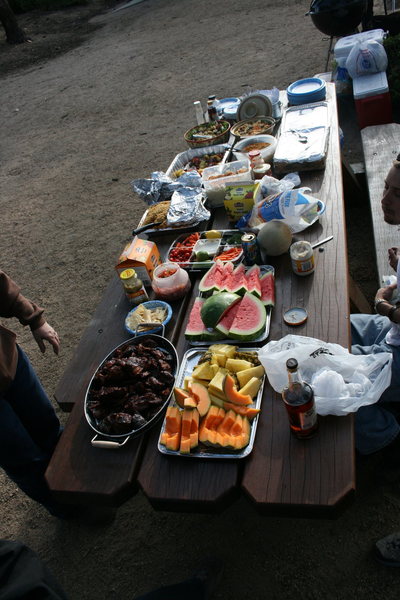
0,0,30,44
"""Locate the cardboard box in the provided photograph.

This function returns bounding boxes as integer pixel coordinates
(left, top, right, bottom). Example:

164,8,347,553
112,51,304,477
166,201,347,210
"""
116,236,162,286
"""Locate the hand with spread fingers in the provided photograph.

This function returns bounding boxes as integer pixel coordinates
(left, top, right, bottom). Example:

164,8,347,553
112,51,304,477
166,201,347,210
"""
32,322,60,355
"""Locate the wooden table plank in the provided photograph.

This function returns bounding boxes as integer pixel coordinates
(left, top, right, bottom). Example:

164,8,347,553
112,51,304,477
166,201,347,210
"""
137,241,241,512
47,236,193,505
361,123,400,282
241,86,356,516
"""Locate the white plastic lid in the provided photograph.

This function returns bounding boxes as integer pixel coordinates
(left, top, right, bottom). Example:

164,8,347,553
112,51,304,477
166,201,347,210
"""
353,71,389,99
334,29,386,60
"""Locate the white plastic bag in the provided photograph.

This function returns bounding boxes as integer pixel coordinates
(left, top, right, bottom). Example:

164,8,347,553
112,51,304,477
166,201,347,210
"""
258,335,392,416
346,40,388,79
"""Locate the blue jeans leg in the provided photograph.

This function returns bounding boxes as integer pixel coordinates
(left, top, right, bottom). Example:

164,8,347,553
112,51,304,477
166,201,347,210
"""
351,314,400,454
0,346,63,514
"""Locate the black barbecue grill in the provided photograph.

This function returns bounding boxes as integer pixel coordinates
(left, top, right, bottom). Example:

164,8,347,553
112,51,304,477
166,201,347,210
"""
307,0,368,69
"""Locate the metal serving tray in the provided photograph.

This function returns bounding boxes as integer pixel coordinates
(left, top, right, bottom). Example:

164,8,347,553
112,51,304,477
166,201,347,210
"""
165,229,244,271
135,200,210,238
188,265,274,345
157,346,265,459
165,144,241,179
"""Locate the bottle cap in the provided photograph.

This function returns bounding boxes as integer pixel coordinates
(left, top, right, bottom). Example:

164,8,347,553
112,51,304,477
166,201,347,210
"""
120,268,136,280
286,358,298,370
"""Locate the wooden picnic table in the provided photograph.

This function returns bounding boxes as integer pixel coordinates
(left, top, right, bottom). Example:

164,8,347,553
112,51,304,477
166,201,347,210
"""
46,83,355,516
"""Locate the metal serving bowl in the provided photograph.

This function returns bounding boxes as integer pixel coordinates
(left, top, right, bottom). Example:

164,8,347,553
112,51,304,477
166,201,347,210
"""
84,334,178,448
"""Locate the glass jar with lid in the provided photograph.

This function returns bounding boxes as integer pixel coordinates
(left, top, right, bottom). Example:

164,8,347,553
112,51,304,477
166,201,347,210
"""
151,263,190,301
119,268,148,305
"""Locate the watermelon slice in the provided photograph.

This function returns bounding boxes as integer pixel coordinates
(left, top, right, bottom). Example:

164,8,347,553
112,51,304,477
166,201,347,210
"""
225,263,247,296
260,271,275,307
185,298,224,341
219,261,234,292
185,297,207,341
215,300,241,336
245,265,261,298
228,292,266,341
200,292,241,329
198,260,226,294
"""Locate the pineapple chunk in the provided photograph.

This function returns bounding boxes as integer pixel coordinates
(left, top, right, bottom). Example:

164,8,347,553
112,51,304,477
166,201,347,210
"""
238,376,262,400
192,361,214,381
225,358,254,372
208,369,228,400
183,376,193,391
209,393,224,408
209,344,237,358
237,365,265,388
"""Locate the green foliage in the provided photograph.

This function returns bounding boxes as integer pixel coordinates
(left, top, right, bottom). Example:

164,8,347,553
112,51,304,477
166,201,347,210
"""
10,0,87,13
384,34,400,107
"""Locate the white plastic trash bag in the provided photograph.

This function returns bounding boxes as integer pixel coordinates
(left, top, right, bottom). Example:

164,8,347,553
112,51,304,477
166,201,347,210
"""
346,40,388,79
258,335,392,416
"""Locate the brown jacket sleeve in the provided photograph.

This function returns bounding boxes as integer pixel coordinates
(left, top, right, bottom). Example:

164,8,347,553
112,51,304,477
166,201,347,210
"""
0,270,45,331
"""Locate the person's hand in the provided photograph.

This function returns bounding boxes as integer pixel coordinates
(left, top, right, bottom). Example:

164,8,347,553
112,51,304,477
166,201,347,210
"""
388,247,400,271
375,283,397,303
32,322,60,355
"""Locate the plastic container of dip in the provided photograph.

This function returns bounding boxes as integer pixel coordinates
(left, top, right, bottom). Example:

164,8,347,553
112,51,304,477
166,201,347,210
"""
151,263,191,301
290,241,315,276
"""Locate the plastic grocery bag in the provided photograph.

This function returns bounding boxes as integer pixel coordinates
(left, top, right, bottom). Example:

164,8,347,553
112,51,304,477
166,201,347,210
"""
258,335,392,416
346,40,388,79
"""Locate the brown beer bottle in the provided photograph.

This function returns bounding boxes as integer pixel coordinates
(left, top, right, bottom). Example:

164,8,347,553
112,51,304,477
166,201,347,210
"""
282,358,318,439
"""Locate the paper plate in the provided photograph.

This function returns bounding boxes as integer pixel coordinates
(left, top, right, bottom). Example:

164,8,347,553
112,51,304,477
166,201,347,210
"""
238,94,273,121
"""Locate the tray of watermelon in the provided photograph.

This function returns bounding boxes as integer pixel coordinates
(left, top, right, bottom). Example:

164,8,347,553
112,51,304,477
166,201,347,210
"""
184,260,275,344
158,345,266,458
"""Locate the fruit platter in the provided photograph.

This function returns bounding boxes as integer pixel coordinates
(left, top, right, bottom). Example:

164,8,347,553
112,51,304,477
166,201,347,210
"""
166,230,245,270
158,344,265,458
185,261,275,344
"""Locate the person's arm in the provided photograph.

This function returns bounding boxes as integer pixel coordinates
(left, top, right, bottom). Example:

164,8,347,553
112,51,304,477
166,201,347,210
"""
0,270,59,354
374,283,400,324
388,247,400,272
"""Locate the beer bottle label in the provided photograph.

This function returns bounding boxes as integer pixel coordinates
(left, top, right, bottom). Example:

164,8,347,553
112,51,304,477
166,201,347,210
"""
298,407,318,430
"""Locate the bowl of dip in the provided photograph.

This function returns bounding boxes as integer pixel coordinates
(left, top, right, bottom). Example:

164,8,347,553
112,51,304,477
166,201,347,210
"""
233,134,277,163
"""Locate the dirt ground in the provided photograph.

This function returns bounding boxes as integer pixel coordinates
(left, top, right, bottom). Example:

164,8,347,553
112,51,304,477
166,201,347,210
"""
1,0,399,598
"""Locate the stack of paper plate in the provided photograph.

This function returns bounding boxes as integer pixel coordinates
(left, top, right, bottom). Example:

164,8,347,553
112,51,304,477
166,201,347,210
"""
286,78,326,105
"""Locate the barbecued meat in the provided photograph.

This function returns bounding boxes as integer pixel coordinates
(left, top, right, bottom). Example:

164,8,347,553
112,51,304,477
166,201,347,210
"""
87,336,175,435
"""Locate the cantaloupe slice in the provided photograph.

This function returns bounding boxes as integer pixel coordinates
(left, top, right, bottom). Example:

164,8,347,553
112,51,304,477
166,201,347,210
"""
217,410,237,435
222,402,260,420
190,382,211,417
223,374,252,406
183,396,198,409
199,407,225,445
236,365,265,388
164,406,182,434
174,387,191,409
190,409,199,449
165,432,181,452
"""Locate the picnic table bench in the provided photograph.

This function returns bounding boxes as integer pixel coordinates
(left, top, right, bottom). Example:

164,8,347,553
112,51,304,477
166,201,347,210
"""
361,123,400,283
45,84,356,517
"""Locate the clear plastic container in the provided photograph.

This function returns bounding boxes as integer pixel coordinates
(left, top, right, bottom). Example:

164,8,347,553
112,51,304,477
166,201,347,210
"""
151,263,191,301
202,158,252,207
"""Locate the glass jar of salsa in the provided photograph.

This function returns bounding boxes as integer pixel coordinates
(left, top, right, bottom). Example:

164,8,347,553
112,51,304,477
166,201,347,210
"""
151,263,190,301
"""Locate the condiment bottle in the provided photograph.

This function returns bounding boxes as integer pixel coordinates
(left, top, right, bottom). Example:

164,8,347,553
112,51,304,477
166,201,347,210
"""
207,97,218,121
119,268,148,306
290,241,315,276
282,358,318,439
193,100,204,125
248,150,264,169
